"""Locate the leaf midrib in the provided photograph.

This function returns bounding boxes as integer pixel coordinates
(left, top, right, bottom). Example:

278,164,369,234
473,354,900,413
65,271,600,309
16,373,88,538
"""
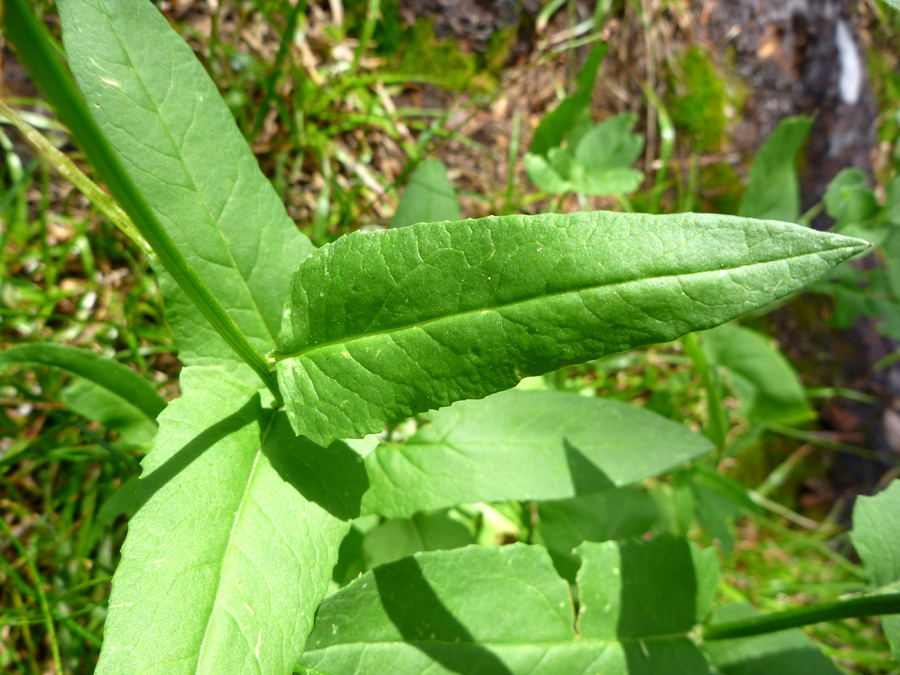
277,247,847,362
96,2,276,349
302,630,696,654
193,411,277,673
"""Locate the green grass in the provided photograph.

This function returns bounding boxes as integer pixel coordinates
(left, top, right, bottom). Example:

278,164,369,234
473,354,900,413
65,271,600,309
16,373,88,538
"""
0,138,165,673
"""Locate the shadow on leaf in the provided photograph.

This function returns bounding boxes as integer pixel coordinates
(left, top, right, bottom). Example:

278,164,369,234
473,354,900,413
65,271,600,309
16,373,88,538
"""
135,393,260,511
263,412,369,521
617,538,710,674
563,437,616,495
372,556,514,675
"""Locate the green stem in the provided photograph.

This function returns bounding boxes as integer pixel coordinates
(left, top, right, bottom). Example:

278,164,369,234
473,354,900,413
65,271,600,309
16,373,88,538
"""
3,0,282,405
704,593,900,641
0,98,152,256
681,332,728,455
503,111,521,215
351,0,380,73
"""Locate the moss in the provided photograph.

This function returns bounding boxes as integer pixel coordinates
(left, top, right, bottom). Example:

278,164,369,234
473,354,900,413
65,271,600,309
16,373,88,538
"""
397,19,479,92
484,26,518,75
699,162,743,216
667,46,728,152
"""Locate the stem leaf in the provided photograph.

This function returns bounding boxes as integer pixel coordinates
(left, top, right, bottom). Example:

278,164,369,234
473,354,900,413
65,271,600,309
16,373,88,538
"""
0,343,165,420
300,538,718,674
95,368,368,675
56,0,314,384
361,389,713,518
277,211,867,445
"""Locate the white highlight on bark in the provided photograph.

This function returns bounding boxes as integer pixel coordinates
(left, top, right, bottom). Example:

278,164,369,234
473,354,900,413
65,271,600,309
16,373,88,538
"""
836,19,862,105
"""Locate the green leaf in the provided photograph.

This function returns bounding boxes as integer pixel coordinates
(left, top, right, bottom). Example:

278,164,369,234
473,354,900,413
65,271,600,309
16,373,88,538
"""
56,0,314,384
850,480,900,660
882,175,900,227
688,465,757,554
703,604,842,675
98,475,140,525
5,0,281,396
648,479,696,538
569,113,644,195
536,487,662,580
574,114,643,172
63,378,157,445
526,114,644,197
331,516,379,587
529,43,607,157
523,151,571,193
0,343,165,420
362,511,475,569
276,211,867,445
568,165,644,196
820,265,900,339
299,538,718,674
391,159,461,229
361,389,712,518
739,116,812,223
824,168,880,231
95,368,368,675
576,538,719,648
882,227,900,301
702,323,814,425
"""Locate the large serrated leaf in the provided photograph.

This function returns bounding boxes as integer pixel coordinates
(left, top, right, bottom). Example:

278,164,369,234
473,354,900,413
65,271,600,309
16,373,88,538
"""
95,368,368,675
850,480,900,661
361,389,712,518
276,211,867,444
56,0,314,383
299,538,718,674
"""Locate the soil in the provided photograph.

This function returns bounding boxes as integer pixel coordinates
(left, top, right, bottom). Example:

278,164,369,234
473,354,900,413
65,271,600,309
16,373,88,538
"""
399,0,543,50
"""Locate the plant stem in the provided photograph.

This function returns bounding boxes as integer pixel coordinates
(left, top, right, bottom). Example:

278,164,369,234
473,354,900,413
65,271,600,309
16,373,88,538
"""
351,0,380,73
681,332,728,455
503,111,521,215
3,0,283,405
704,593,900,641
0,98,152,256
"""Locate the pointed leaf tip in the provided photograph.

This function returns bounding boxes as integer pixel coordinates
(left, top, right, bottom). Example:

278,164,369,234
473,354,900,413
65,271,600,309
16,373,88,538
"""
277,211,869,445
